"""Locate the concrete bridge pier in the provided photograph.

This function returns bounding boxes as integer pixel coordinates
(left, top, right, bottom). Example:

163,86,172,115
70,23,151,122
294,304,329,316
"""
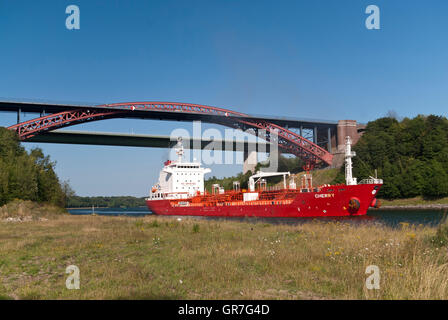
337,120,361,151
243,149,257,174
331,120,365,167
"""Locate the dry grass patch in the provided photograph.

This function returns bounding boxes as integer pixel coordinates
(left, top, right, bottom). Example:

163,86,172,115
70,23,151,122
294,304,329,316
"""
0,214,448,299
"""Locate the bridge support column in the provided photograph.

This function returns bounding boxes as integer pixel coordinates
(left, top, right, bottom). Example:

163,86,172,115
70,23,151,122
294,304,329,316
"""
332,120,362,167
337,120,360,151
17,108,21,124
243,149,257,174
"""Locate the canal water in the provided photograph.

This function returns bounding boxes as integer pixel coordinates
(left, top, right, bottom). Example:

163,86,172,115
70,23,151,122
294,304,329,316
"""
68,207,448,228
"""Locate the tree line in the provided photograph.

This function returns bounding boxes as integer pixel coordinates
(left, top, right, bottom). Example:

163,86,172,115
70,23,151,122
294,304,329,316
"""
66,196,146,208
0,127,147,208
0,127,67,206
333,115,448,199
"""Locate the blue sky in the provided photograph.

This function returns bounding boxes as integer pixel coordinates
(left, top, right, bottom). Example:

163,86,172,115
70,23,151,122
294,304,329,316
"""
0,0,447,196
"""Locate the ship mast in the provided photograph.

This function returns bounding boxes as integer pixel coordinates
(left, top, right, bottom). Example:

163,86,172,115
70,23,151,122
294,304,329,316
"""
345,136,357,186
175,138,184,163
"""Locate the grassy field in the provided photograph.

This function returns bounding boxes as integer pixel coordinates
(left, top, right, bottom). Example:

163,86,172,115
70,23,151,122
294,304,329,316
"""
380,197,448,207
1,208,448,300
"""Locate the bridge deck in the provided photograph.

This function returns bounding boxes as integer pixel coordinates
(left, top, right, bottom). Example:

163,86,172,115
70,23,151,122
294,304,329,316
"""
0,100,337,129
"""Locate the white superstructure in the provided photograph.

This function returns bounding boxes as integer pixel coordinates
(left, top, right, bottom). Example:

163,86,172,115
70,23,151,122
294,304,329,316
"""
147,139,211,200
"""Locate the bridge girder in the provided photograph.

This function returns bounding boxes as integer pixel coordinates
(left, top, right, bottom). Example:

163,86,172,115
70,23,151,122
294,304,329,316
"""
7,102,333,167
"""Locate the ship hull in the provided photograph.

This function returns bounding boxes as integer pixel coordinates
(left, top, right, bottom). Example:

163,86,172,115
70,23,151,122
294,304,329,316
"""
146,184,381,218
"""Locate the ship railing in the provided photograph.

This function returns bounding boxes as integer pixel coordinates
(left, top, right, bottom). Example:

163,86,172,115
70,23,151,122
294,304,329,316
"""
359,178,383,185
149,191,191,200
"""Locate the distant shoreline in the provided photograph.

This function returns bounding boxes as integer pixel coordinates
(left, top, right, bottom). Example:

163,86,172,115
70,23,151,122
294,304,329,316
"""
66,206,147,210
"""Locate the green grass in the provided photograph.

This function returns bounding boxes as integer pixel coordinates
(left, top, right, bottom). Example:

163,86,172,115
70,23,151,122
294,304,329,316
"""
380,197,448,207
1,213,448,299
0,199,67,220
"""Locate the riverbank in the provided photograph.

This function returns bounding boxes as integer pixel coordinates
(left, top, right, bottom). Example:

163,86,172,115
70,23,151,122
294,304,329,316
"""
65,207,109,210
379,197,448,210
1,214,448,299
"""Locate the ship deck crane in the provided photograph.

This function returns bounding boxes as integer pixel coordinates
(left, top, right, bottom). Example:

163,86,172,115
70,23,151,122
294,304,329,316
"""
248,171,291,192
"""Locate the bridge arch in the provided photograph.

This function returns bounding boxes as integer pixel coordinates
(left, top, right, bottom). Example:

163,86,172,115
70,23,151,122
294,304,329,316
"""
7,102,333,167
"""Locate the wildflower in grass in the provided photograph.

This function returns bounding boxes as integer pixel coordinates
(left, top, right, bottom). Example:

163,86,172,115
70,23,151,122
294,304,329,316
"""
400,222,410,229
406,232,416,240
152,237,161,246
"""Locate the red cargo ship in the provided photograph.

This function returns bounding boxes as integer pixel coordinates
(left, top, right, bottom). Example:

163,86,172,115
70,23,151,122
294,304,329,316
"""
145,137,382,217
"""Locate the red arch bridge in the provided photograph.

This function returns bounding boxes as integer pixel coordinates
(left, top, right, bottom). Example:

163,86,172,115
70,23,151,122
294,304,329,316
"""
0,100,363,169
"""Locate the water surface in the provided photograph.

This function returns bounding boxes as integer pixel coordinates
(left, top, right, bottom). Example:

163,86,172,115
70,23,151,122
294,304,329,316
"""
68,207,447,228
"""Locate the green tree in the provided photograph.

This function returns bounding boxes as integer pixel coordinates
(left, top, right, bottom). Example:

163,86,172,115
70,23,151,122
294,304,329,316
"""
332,115,448,200
423,160,448,198
0,127,66,207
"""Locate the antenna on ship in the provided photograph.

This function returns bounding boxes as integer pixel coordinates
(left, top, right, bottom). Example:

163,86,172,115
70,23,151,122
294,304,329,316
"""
345,136,357,185
175,137,184,163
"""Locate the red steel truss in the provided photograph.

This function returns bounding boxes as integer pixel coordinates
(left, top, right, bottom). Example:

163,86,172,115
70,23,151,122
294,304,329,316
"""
101,101,248,117
232,119,333,165
7,102,333,166
7,109,124,139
